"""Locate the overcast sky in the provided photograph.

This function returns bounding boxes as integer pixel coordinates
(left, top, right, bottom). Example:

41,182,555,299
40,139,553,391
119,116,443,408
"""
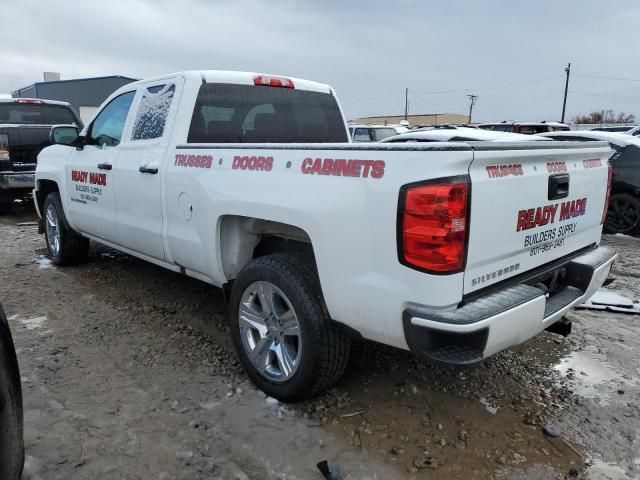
2,0,640,122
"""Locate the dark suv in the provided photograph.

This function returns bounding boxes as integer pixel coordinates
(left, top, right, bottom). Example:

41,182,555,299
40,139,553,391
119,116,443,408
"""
0,98,82,213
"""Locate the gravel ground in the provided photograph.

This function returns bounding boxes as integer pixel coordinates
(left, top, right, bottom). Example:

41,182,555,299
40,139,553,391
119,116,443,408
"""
0,204,638,480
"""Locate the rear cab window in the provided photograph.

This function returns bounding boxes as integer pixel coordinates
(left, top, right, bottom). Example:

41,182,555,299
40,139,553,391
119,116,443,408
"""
187,83,348,143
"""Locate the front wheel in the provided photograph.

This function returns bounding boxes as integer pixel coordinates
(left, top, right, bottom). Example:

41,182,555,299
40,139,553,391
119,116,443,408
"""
43,192,90,265
229,253,351,402
604,193,640,235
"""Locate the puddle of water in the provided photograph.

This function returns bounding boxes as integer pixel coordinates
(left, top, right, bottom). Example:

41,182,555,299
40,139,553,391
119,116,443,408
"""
554,351,628,400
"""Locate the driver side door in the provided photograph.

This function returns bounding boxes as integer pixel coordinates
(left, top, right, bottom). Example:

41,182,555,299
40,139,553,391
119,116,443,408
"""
65,91,136,242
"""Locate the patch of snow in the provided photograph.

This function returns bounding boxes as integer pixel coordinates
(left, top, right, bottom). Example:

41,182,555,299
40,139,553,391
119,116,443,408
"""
577,288,640,314
586,459,633,480
613,233,640,240
265,396,279,406
18,315,47,330
22,455,43,480
199,400,222,411
35,257,53,270
480,397,498,415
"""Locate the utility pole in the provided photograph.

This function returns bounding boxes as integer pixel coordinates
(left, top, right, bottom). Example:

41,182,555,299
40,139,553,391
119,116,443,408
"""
561,62,571,123
404,88,409,121
467,94,478,124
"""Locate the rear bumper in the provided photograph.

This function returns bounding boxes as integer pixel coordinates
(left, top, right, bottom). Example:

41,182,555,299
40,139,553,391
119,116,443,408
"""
0,172,35,191
403,245,617,365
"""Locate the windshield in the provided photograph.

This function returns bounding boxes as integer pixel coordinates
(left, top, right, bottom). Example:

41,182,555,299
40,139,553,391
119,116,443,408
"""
0,103,77,125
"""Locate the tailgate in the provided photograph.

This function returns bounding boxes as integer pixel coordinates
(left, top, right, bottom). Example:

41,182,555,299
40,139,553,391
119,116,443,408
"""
3,125,52,169
464,141,611,294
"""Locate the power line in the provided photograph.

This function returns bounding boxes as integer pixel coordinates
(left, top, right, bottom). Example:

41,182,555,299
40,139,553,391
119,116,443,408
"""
571,90,640,100
573,73,640,82
351,91,405,102
413,74,562,95
410,91,451,112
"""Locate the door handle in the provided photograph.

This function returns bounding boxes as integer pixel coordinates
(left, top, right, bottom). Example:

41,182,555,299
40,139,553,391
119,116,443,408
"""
139,165,158,174
97,163,112,170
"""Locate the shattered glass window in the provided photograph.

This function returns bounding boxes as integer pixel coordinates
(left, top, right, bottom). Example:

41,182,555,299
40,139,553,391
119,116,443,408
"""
131,84,175,140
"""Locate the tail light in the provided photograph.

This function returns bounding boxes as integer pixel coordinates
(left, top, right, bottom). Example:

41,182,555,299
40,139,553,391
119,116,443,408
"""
254,75,295,89
398,176,470,273
0,133,9,161
16,98,43,104
601,163,613,225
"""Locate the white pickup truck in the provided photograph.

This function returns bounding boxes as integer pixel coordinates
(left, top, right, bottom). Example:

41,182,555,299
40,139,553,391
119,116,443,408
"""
34,70,616,401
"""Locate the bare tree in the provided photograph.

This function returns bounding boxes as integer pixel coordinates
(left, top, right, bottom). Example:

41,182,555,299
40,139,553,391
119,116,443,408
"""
572,110,635,124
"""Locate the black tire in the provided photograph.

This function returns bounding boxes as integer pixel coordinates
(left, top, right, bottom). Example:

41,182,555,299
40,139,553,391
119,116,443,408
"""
0,304,24,480
0,189,12,215
229,253,351,402
604,193,640,235
43,192,89,266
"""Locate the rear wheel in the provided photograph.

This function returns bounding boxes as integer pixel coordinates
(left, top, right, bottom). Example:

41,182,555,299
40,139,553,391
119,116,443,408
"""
0,304,24,480
229,253,351,402
43,192,89,265
605,193,640,235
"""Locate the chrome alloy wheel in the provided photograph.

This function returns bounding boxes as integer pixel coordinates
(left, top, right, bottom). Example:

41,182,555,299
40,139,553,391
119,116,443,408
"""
238,281,302,382
45,204,60,256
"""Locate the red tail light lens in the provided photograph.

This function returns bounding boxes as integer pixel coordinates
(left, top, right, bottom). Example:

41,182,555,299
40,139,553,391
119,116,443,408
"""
254,75,295,89
16,98,43,104
602,163,613,225
399,177,469,273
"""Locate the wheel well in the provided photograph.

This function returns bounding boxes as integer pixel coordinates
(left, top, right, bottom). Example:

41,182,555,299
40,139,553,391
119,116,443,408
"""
219,215,315,280
36,180,59,213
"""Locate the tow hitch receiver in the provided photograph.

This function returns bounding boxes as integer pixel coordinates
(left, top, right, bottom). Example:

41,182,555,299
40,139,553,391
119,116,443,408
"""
545,317,572,337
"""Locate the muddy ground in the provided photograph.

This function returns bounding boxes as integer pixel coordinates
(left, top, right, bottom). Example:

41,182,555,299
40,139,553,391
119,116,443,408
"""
0,204,638,480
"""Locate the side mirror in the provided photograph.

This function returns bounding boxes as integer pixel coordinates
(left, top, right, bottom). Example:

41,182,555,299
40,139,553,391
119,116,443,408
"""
50,125,84,148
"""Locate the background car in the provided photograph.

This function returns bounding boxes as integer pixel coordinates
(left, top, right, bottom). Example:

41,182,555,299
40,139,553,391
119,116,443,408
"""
478,121,569,134
0,98,83,214
625,126,640,137
540,130,640,235
591,125,637,133
0,303,24,480
379,125,550,143
348,124,409,142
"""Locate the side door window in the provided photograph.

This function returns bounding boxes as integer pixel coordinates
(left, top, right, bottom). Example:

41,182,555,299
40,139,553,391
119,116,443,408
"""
518,126,535,135
353,128,372,142
88,91,136,147
131,84,176,141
